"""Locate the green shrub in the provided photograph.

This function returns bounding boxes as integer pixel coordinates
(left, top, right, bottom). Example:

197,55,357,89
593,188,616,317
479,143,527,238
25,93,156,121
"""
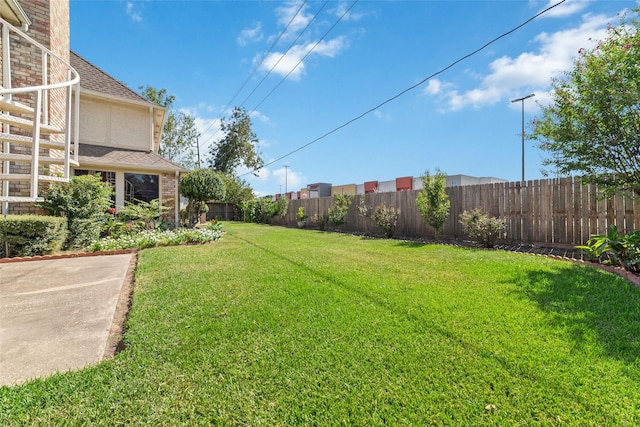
577,225,640,272
0,215,67,257
37,174,113,249
311,213,328,231
296,206,307,221
372,203,401,238
273,196,289,219
328,194,353,227
109,199,172,236
459,208,506,248
239,197,284,224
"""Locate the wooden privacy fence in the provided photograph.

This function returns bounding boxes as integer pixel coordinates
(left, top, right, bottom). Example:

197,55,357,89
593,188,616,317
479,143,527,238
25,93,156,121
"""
278,177,640,246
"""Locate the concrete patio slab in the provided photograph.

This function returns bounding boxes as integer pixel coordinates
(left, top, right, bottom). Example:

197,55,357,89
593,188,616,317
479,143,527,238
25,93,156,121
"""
0,253,133,386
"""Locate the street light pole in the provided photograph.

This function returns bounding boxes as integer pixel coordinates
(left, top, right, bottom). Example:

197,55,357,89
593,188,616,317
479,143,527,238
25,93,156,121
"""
284,165,289,195
511,93,535,183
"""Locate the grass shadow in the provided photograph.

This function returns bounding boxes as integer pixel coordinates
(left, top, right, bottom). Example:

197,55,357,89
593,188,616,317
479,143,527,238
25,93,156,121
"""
516,264,640,365
393,241,425,249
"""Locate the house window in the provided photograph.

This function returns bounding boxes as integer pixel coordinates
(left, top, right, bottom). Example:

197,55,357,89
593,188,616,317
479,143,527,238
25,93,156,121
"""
124,173,159,204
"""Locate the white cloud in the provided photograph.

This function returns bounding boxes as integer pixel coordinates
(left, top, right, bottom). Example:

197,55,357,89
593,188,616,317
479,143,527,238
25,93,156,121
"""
126,2,142,23
237,23,263,46
249,110,271,125
538,0,590,18
373,110,391,121
276,0,313,37
434,11,613,111
260,36,348,80
273,166,305,193
424,79,443,95
331,1,366,22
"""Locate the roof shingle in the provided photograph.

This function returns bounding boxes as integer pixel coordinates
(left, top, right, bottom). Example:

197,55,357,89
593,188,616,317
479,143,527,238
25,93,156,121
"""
78,143,187,173
70,51,153,104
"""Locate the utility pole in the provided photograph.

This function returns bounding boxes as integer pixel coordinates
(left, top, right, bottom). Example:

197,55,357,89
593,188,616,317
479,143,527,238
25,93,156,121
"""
510,93,535,183
195,136,201,168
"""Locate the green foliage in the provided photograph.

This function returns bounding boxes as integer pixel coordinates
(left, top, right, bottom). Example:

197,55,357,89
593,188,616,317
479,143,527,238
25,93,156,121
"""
532,9,640,197
296,206,307,221
89,227,224,252
139,85,199,169
239,197,278,224
108,199,172,236
219,173,254,214
327,194,354,226
577,225,640,272
208,106,264,175
371,203,401,238
195,219,224,233
459,208,506,248
37,174,114,249
273,196,289,219
0,215,67,257
416,169,450,239
179,168,225,227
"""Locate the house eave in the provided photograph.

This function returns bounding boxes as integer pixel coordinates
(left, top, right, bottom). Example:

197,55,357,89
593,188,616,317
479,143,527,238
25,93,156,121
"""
0,0,31,31
77,159,187,174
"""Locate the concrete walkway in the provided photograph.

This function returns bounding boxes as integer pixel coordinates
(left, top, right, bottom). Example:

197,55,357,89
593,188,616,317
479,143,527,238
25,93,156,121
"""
0,253,133,386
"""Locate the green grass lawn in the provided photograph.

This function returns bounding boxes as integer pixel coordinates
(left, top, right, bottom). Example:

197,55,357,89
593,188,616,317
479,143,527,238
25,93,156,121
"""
2,222,640,425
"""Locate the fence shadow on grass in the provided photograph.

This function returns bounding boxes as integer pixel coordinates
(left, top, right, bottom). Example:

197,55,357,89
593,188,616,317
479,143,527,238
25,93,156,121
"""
516,264,640,366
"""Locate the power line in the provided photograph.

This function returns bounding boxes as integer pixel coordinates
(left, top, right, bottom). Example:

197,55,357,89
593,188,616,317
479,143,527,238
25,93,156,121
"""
240,0,567,178
239,0,330,109
227,1,307,112
200,1,327,149
249,0,358,114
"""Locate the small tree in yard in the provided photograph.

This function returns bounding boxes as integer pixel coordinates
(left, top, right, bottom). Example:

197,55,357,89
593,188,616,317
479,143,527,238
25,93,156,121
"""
532,9,640,197
179,168,226,227
328,194,354,227
416,169,450,240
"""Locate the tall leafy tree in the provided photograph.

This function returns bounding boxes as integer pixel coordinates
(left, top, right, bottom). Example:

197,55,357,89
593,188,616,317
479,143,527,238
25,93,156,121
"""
139,85,199,169
416,169,450,240
532,9,640,197
208,106,263,175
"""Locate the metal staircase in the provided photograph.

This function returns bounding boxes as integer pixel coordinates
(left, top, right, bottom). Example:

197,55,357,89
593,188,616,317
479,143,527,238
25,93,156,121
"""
0,15,79,208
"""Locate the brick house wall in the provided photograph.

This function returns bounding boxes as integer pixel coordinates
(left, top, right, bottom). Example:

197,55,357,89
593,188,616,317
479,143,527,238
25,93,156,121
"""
160,172,179,226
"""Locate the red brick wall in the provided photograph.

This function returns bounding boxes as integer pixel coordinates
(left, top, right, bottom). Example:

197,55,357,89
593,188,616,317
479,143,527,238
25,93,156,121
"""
161,172,179,227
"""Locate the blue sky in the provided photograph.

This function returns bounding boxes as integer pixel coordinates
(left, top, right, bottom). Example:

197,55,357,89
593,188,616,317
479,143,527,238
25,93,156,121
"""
70,0,635,196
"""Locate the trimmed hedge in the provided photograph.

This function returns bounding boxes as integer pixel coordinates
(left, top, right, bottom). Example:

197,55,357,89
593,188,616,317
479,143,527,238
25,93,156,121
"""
0,215,67,258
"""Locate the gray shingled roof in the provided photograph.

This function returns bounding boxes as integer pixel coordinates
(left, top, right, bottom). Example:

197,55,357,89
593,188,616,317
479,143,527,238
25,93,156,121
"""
70,51,152,104
78,143,188,173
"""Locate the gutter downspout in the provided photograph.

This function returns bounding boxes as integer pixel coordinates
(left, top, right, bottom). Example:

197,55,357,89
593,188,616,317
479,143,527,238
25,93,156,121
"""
175,170,180,227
